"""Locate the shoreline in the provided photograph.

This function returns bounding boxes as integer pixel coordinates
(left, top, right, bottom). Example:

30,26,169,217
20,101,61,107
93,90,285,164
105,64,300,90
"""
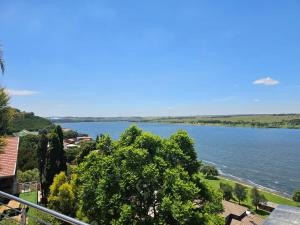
218,174,293,200
57,120,300,130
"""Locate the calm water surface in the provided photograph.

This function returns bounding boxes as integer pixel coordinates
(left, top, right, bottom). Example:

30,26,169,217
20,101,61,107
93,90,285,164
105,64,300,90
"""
59,121,300,195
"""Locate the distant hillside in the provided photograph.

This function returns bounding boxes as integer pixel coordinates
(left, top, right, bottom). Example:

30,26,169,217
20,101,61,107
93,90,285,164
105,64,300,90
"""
8,109,52,133
49,116,143,123
142,114,300,129
50,114,300,129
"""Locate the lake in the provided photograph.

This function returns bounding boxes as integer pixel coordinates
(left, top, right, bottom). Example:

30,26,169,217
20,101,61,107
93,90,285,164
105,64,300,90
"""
59,121,300,196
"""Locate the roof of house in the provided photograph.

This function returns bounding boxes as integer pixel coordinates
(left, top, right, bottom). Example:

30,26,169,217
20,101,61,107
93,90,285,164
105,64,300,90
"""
262,205,300,225
0,137,19,178
222,200,248,218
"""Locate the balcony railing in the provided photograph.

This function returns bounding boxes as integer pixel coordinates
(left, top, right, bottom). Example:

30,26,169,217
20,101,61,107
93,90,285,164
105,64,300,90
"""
0,191,89,225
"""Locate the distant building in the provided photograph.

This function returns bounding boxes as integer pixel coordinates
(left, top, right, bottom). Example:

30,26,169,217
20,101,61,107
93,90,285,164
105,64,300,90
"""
262,205,300,225
77,136,93,142
0,137,20,195
222,200,264,225
13,129,39,137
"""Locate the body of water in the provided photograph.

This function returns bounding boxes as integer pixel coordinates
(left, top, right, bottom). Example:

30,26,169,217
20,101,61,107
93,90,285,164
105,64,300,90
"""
59,121,300,196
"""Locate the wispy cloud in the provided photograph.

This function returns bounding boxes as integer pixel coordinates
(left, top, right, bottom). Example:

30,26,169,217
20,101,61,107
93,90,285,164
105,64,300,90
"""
5,89,39,96
253,77,279,86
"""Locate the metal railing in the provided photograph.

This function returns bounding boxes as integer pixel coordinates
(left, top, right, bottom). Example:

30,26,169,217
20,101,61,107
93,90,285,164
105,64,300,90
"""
0,191,89,225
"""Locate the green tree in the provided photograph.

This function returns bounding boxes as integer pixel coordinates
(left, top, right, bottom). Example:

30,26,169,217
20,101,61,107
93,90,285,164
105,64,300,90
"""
292,189,300,202
37,133,48,200
53,125,67,172
17,135,39,171
200,165,219,178
77,141,96,164
65,147,81,163
251,187,266,211
76,126,224,225
48,172,77,217
170,130,200,175
43,132,67,198
119,125,142,147
63,130,78,139
97,134,114,155
17,168,39,183
234,183,247,204
220,183,233,201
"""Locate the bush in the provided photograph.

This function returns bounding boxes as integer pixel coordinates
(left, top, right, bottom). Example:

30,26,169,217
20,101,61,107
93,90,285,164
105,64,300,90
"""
220,182,233,201
200,165,219,178
293,189,300,202
17,168,39,183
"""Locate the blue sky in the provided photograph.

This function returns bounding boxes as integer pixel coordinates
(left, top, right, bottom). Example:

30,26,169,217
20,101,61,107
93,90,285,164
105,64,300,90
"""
0,0,300,117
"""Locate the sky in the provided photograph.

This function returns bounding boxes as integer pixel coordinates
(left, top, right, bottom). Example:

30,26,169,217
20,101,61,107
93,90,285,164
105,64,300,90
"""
0,0,300,117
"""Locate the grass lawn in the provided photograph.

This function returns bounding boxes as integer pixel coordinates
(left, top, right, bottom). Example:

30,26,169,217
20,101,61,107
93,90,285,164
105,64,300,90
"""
202,175,300,218
19,191,38,204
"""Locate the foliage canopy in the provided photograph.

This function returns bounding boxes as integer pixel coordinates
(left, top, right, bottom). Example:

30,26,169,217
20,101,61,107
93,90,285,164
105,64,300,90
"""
76,125,224,225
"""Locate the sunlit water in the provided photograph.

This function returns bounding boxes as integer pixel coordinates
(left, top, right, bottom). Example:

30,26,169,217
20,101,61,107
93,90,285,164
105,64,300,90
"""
59,121,300,196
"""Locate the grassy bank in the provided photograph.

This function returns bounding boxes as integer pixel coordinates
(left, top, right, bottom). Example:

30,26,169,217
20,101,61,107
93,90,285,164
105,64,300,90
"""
202,175,300,218
142,114,300,129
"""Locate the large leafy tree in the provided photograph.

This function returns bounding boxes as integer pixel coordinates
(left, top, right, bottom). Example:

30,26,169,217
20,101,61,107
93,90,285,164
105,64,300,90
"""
251,187,266,211
234,183,247,205
219,183,233,201
17,135,40,171
76,125,224,225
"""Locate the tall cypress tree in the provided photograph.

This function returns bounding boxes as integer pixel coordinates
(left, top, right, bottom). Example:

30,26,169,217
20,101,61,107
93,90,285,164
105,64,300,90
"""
44,133,61,198
37,134,48,200
43,129,67,198
53,125,67,172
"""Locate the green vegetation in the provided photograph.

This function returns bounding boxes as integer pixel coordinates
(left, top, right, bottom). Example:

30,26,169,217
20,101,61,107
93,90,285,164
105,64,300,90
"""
20,191,38,204
63,130,79,139
293,189,300,202
17,135,39,171
141,114,300,129
200,165,219,178
251,187,266,211
48,172,77,217
8,109,52,133
203,175,300,207
40,126,67,200
47,126,224,225
234,183,247,205
220,182,233,201
0,88,12,135
51,114,300,129
17,168,39,183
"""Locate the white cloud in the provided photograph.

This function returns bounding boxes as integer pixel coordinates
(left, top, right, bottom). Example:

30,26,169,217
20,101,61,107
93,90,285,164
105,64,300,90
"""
5,89,39,96
253,77,279,86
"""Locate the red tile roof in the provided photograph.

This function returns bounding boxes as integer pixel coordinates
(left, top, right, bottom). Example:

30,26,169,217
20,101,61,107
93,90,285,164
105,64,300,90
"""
0,137,19,178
